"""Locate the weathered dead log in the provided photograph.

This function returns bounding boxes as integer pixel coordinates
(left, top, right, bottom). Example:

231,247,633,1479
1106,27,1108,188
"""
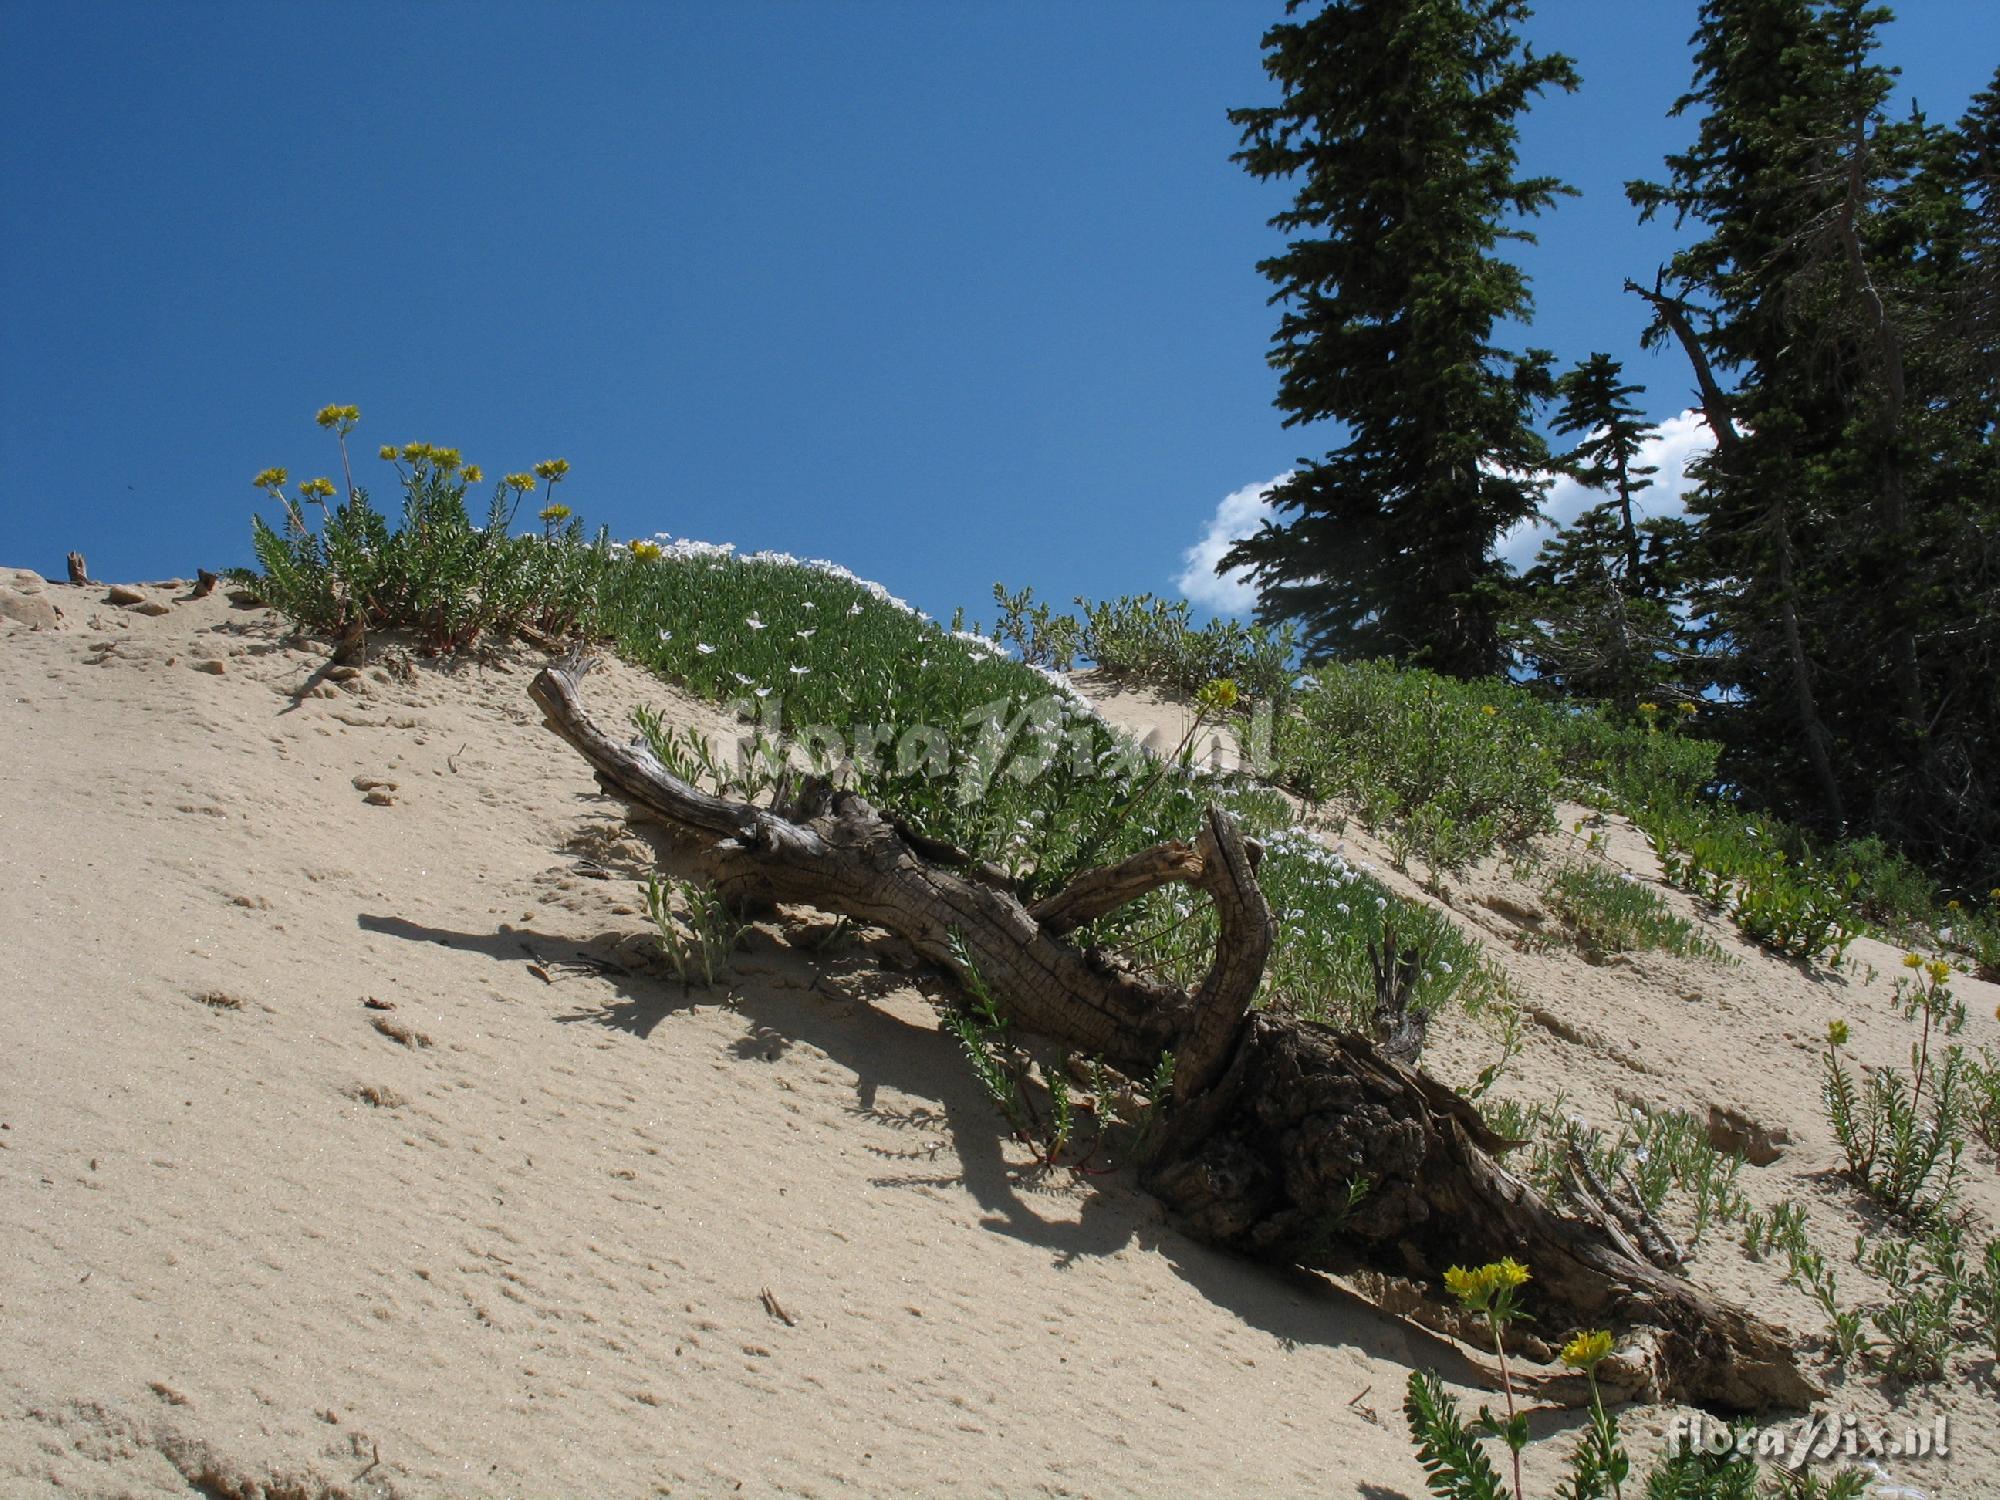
530,664,1819,1413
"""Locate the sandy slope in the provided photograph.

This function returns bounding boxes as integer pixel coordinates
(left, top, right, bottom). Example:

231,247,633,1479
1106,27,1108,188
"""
2,579,1995,1498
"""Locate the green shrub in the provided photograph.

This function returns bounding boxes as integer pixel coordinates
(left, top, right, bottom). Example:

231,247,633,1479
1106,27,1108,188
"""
1942,898,2000,982
1075,592,1299,707
643,872,750,990
1967,1046,2000,1153
1825,836,1942,938
1254,827,1505,1029
1544,704,1722,813
984,586,1299,707
1275,661,1559,884
987,582,1085,671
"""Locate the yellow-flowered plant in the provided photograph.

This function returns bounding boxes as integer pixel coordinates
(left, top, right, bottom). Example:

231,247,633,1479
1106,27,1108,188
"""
1560,1329,1613,1370
311,403,363,498
1195,676,1239,715
1444,1257,1530,1317
628,539,664,562
533,458,571,510
1559,1329,1630,1493
1444,1259,1532,1499
235,407,607,657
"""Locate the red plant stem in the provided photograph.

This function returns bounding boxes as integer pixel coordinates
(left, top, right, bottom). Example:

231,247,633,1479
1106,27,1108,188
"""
1492,1311,1523,1500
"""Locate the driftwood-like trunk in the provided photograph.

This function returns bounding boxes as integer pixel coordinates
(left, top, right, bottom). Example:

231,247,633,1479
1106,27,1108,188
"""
531,664,1818,1414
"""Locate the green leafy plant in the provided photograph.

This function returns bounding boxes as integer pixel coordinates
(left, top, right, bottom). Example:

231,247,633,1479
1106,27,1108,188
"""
1824,1024,1960,1224
986,582,1084,671
643,873,750,990
1943,895,2000,982
1969,1237,2000,1366
1965,1044,2000,1153
1439,1257,1534,1500
1403,1369,1510,1500
1636,807,1861,967
942,934,1108,1175
1822,1018,1965,1220
631,705,788,804
1072,591,1299,707
1551,1331,1629,1500
1542,860,1728,964
1767,1196,1870,1367
1481,1099,1746,1257
233,406,610,656
1401,1264,1799,1500
1890,952,1966,1107
1857,1218,1969,1381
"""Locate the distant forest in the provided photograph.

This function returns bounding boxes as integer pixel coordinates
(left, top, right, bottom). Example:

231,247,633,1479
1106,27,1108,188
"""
1222,0,1998,885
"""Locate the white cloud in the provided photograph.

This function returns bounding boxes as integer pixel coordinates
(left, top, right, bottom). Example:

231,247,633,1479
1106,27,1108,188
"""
1175,472,1291,613
1493,409,1715,574
1178,414,1715,614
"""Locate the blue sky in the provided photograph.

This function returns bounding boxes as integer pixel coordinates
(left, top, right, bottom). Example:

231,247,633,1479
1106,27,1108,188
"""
3,1,1994,625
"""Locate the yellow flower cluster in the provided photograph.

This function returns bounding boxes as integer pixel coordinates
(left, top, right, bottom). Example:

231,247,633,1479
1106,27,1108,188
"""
628,539,664,562
539,502,572,524
299,477,337,502
1444,1257,1530,1310
1196,677,1240,714
1560,1329,1614,1371
392,442,466,474
252,466,289,492
1827,1019,1850,1046
314,403,361,433
505,473,538,494
534,458,571,484
1903,951,1954,984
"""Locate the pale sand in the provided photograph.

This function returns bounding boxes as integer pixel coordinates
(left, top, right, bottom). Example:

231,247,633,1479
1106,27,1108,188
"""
2,580,1995,1498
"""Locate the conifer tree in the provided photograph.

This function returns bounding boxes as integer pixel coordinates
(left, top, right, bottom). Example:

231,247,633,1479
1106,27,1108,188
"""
1222,0,1578,677
1629,0,2000,879
1511,354,1696,711
1550,354,1658,585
